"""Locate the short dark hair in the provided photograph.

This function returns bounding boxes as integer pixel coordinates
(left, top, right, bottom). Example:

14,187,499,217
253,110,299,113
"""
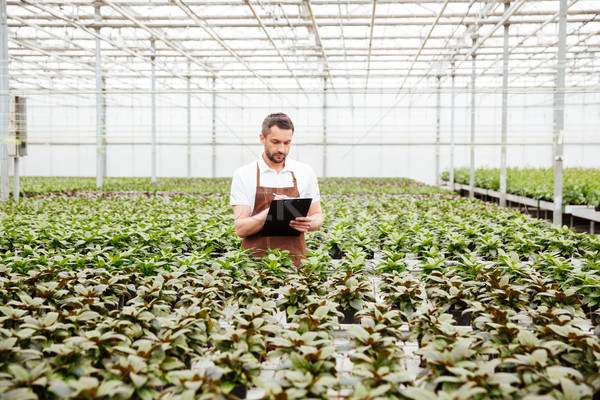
262,113,294,137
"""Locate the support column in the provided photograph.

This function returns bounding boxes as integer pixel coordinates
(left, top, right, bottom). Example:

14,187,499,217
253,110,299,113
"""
12,156,17,200
323,78,327,178
553,0,567,226
469,35,477,198
186,63,191,179
499,2,510,208
0,0,10,201
435,76,441,186
151,39,156,183
95,4,104,188
211,77,216,178
449,61,456,189
102,77,107,178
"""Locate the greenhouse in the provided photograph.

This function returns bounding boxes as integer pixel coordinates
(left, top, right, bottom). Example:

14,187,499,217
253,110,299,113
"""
0,0,599,399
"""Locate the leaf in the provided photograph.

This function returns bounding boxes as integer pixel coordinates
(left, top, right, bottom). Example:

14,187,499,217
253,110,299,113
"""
487,373,520,386
403,387,439,400
548,324,571,337
0,337,18,350
0,388,39,400
15,329,35,339
530,349,548,366
517,330,539,347
48,379,74,398
129,372,148,388
299,345,318,355
43,312,59,326
369,384,392,397
559,378,581,400
77,311,100,321
546,366,583,380
161,358,185,371
9,365,30,381
97,380,127,397
314,376,337,387
286,305,298,316
349,299,363,310
348,326,369,342
313,306,330,318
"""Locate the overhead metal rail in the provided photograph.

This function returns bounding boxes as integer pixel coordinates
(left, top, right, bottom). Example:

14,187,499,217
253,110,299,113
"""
3,0,597,91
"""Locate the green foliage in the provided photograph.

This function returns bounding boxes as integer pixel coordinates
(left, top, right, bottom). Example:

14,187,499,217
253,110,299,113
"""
0,178,599,399
443,167,600,206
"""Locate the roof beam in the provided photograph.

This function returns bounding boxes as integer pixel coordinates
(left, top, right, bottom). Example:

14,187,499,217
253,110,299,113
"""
509,28,600,83
303,0,336,92
8,16,597,28
478,0,580,77
20,0,211,91
170,0,280,94
364,0,377,90
395,0,450,95
244,0,306,93
442,0,528,82
101,0,228,83
13,9,599,21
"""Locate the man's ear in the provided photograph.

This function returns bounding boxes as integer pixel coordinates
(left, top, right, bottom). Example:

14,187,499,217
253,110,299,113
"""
259,133,265,145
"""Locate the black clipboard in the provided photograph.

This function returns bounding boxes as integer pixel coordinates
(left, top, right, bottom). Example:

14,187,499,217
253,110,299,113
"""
260,198,312,237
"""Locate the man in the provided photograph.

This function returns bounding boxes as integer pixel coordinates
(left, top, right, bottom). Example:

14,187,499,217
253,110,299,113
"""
230,113,324,265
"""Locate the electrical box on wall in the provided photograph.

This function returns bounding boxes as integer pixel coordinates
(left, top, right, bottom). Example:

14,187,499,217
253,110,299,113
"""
8,96,27,157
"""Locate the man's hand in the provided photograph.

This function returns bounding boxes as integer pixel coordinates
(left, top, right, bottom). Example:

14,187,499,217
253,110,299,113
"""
289,216,312,233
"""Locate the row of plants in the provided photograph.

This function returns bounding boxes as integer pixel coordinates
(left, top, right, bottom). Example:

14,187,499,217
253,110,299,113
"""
7,177,449,198
441,167,600,207
2,194,598,276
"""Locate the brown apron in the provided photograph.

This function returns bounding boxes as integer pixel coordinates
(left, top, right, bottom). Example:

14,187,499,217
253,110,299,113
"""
241,163,307,266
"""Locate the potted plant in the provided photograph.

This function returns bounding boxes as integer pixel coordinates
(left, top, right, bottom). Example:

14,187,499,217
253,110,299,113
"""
425,271,475,326
379,271,424,319
326,270,375,324
276,280,311,323
213,349,261,399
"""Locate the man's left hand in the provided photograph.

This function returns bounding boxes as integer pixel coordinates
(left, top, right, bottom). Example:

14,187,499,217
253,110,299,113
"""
290,216,312,233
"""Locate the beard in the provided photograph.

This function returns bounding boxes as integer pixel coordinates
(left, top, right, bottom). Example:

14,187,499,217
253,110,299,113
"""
265,148,287,164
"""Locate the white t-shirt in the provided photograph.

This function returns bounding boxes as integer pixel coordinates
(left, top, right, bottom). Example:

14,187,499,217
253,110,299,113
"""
230,154,321,215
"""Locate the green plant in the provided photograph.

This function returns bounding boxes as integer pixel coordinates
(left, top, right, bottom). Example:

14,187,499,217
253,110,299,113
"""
326,270,375,312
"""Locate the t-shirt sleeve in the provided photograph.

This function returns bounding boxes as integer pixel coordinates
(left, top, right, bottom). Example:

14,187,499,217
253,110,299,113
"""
230,169,251,206
305,166,321,204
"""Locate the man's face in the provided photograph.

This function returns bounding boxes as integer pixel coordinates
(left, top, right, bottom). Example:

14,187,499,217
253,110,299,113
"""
260,125,293,164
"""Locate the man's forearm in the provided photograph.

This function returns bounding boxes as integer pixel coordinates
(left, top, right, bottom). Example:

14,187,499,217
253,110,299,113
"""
234,208,268,237
308,212,324,231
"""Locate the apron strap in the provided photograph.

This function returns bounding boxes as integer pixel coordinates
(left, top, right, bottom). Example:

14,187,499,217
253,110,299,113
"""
256,162,261,187
290,170,298,188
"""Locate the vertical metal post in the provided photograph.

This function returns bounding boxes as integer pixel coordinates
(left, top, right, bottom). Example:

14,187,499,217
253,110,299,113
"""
553,0,567,226
12,156,17,200
469,35,477,198
435,76,441,186
102,76,107,177
186,63,191,179
211,77,216,178
449,61,456,189
499,2,510,208
0,0,10,201
323,77,327,177
95,4,104,188
151,39,156,183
